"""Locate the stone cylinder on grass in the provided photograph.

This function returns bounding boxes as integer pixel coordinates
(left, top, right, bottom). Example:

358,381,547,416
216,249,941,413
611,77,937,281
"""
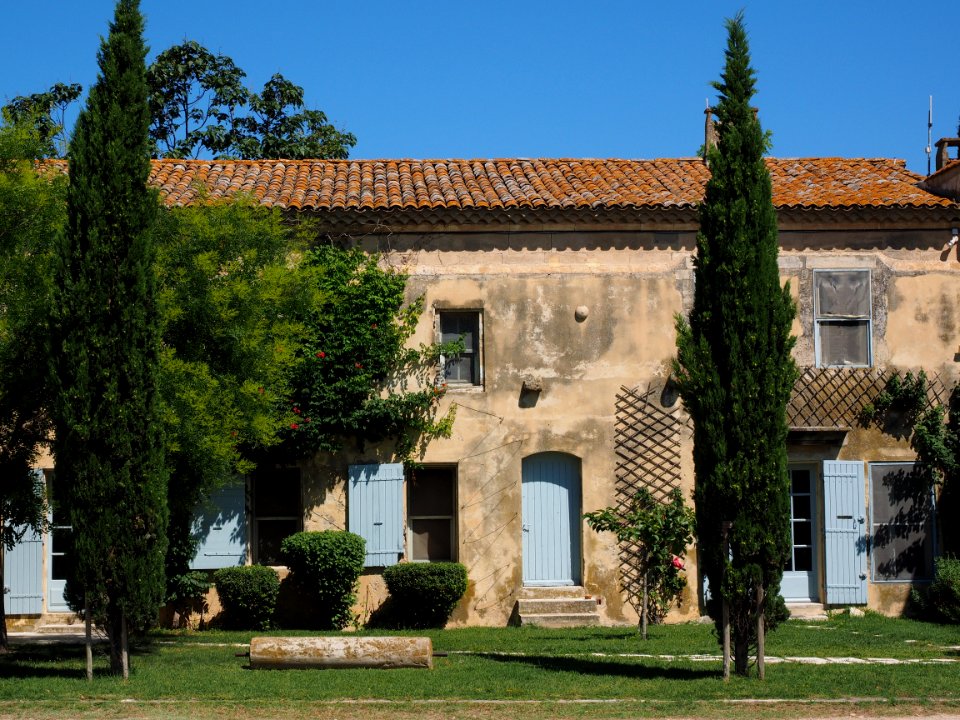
248,636,433,669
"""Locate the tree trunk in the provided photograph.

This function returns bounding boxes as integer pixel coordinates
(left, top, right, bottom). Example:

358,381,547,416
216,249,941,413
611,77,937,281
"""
734,633,750,676
121,613,129,680
0,542,8,653
640,571,648,641
756,585,765,679
84,598,93,681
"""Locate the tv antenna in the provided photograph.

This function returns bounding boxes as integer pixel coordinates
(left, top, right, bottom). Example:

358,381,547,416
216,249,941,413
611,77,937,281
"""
926,96,933,176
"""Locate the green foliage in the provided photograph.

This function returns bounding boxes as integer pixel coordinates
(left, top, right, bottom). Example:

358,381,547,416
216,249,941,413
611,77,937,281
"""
860,371,929,425
152,197,319,604
147,41,355,159
280,531,366,629
673,12,797,675
49,0,167,672
166,570,211,627
282,244,453,459
1,82,82,157
911,556,960,624
382,562,468,629
213,565,279,630
585,488,695,632
0,120,63,567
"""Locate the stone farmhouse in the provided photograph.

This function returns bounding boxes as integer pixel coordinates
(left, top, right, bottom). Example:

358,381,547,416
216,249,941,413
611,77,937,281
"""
6,133,960,628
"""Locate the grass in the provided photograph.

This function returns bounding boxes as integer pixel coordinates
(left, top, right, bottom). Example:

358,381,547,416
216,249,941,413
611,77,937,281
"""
0,614,958,719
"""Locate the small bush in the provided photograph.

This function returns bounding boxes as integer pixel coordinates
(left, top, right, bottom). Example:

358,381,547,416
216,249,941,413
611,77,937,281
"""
912,556,960,623
213,565,279,630
280,531,365,629
383,562,468,628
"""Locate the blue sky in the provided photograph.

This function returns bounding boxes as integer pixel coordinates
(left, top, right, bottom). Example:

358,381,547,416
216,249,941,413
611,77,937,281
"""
1,1,956,173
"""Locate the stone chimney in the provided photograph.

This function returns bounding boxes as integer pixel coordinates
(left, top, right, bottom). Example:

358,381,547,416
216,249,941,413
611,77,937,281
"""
935,137,960,172
704,106,717,157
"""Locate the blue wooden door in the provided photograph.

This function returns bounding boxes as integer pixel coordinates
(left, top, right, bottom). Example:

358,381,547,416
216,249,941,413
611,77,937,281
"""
348,463,404,567
521,452,581,586
3,526,43,614
822,460,867,605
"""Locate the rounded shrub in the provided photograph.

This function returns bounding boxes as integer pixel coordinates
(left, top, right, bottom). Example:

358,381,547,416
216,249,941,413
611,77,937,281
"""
280,530,365,629
383,562,468,628
213,565,279,630
912,556,960,623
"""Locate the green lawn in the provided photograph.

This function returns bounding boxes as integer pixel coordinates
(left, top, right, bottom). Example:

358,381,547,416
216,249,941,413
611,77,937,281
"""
0,614,958,719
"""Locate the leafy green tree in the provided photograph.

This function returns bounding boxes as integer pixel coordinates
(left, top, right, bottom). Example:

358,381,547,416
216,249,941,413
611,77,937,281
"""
584,488,695,639
146,41,354,159
228,74,356,160
152,197,319,606
49,0,167,677
673,12,797,676
1,83,83,158
0,120,65,649
146,40,248,159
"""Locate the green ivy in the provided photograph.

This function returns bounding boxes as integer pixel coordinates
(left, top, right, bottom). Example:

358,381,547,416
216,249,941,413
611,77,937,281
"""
281,244,455,459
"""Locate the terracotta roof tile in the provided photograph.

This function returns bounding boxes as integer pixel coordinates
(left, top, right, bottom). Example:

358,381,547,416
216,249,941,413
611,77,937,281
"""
40,157,956,212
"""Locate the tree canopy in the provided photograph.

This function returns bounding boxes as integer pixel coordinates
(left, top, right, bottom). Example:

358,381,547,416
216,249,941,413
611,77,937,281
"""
673,12,797,677
4,39,356,160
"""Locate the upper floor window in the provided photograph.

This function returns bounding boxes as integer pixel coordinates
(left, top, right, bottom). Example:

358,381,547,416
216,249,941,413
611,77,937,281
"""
439,311,482,386
814,269,871,367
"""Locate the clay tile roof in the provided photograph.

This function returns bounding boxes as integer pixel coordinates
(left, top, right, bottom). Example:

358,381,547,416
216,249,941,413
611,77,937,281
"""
40,156,956,211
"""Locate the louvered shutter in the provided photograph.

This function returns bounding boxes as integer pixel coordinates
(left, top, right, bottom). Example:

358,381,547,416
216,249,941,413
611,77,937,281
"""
348,463,404,567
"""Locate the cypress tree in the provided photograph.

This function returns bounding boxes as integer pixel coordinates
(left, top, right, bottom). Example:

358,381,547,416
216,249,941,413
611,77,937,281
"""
50,0,167,676
674,12,797,676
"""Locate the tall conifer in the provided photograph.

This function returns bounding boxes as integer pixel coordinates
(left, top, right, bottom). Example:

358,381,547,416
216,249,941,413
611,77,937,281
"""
674,12,797,676
50,0,167,676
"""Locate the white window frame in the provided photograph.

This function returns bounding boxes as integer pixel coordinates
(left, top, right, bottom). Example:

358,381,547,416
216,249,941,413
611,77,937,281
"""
407,465,458,562
813,269,873,368
868,461,937,583
437,309,483,389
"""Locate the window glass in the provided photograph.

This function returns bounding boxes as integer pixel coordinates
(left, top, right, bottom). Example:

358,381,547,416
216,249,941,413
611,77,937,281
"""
253,468,301,565
870,463,935,582
408,466,456,561
439,311,481,385
814,270,871,367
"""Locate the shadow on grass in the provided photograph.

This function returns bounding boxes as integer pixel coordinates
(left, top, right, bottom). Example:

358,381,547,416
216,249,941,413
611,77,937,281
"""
479,652,716,680
0,640,160,679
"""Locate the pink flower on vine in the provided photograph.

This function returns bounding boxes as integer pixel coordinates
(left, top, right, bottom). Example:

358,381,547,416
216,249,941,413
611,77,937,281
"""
290,422,299,430
293,407,301,415
355,362,362,369
316,351,325,358
671,555,685,570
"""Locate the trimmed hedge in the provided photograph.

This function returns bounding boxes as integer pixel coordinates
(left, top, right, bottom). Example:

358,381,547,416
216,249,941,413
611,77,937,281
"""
280,530,365,629
383,562,468,628
213,565,279,630
912,556,960,623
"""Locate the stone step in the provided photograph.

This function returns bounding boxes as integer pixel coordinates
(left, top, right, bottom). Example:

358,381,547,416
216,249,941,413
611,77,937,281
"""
787,603,828,620
518,585,588,600
35,623,85,635
519,613,601,628
517,598,599,615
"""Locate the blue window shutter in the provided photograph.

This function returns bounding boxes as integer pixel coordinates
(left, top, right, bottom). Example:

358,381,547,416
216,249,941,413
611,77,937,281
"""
822,460,867,604
4,524,43,615
348,463,404,567
191,481,247,569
